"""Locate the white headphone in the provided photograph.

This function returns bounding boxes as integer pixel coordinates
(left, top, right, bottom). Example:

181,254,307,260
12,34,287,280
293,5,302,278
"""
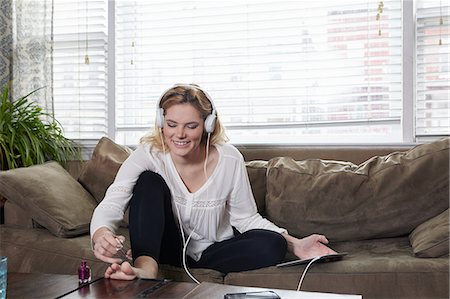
155,84,217,134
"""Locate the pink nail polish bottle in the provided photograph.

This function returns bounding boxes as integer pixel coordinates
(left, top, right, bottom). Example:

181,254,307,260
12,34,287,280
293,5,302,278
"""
78,260,91,284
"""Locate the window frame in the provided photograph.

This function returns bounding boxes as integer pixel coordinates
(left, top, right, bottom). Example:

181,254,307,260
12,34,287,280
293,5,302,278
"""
402,0,415,144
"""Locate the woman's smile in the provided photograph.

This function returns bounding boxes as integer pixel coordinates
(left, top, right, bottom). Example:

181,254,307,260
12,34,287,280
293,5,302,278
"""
163,103,204,160
172,140,190,147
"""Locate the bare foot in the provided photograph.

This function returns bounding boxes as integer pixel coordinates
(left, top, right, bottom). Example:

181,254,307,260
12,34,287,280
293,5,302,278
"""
104,257,159,280
104,262,137,280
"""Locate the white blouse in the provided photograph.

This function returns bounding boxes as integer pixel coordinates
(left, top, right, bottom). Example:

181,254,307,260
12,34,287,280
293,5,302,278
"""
90,143,286,261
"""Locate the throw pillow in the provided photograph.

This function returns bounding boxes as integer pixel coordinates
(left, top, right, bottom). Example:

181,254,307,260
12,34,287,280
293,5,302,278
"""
265,138,449,242
78,136,132,204
409,209,449,258
0,161,97,237
245,160,268,215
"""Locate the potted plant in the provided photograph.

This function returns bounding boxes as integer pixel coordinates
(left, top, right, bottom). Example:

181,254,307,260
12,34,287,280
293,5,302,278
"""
0,84,80,171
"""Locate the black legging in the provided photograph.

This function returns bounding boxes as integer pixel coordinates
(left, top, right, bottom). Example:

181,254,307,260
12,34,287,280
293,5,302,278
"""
128,171,287,274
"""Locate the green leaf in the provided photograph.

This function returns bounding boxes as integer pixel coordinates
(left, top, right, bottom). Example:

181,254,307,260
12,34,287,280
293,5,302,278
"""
0,84,81,170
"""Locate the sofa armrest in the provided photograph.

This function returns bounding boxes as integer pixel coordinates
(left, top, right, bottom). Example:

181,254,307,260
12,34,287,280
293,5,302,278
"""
409,209,449,258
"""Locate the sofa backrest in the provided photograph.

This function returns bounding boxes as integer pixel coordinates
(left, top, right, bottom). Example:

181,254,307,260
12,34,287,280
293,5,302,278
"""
7,139,447,242
238,145,411,164
262,138,449,241
243,145,412,215
2,143,414,227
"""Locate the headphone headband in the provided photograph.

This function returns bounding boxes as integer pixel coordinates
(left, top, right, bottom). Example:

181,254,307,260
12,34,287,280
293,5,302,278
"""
155,84,217,133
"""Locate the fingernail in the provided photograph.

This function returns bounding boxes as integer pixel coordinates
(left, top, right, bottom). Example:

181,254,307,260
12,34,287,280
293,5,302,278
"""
115,238,123,248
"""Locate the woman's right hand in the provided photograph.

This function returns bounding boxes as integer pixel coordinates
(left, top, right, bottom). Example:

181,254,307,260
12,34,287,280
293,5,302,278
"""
92,227,128,264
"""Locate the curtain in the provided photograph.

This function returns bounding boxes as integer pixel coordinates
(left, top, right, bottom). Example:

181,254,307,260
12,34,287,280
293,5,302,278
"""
11,0,53,112
0,0,13,88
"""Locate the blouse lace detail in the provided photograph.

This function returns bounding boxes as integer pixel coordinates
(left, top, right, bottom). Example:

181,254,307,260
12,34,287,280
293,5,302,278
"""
174,197,224,208
109,185,132,193
194,199,224,208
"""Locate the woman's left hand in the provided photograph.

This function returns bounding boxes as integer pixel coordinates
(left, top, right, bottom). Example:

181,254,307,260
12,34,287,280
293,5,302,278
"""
283,233,337,260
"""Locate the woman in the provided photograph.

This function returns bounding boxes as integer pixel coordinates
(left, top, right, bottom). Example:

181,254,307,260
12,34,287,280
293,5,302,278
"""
90,84,335,280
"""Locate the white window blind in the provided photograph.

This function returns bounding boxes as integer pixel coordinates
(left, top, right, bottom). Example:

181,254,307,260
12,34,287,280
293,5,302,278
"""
416,1,450,137
53,0,108,141
115,0,402,145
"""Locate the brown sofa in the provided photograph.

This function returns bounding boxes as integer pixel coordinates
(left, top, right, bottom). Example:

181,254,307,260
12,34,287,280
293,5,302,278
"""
0,137,448,299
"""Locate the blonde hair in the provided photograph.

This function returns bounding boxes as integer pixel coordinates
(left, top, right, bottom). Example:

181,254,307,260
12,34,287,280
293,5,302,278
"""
140,84,228,151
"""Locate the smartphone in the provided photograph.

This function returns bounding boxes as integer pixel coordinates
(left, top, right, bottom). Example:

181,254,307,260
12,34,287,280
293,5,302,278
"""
224,290,281,299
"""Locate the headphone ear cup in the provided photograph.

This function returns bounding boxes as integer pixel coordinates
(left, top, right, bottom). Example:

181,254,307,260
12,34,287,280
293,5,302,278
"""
204,112,216,133
156,108,164,128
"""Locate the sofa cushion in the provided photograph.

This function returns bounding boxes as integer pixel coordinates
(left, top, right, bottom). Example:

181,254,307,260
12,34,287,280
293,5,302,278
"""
0,226,132,277
4,200,40,228
0,161,97,237
409,209,449,258
78,136,132,204
224,237,449,299
265,138,449,241
245,160,268,215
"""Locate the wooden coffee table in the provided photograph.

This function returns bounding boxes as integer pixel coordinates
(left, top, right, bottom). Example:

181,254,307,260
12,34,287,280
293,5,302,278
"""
7,272,83,298
7,272,197,298
7,272,361,298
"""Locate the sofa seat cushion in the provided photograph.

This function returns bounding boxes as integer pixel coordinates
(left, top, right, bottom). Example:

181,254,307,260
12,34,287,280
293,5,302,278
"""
0,225,223,283
0,225,107,277
265,138,449,241
224,237,449,299
0,162,97,237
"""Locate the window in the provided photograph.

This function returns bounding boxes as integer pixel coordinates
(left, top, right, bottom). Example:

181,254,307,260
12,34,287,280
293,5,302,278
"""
52,0,450,146
115,0,403,145
416,0,450,138
53,0,108,142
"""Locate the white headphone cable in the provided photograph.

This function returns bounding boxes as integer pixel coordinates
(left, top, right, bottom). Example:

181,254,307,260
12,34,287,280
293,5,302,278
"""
296,256,322,291
159,119,207,285
203,133,211,179
182,228,200,284
160,128,198,284
204,133,211,202
159,129,169,180
178,133,211,285
175,203,200,285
